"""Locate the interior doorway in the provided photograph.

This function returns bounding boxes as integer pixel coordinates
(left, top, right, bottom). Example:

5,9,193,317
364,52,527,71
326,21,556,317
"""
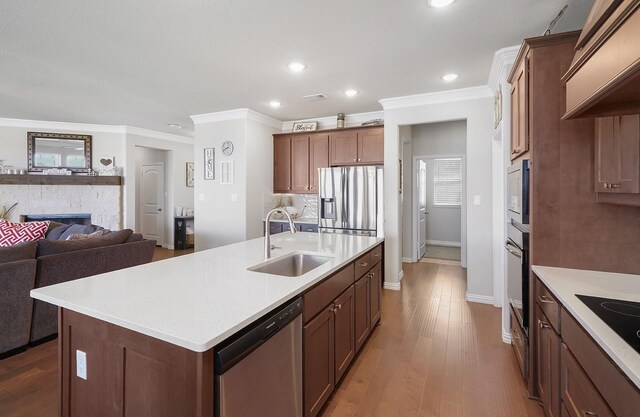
414,155,464,263
135,146,169,245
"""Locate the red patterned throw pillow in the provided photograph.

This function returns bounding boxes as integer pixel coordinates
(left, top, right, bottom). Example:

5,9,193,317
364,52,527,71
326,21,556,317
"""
0,220,50,247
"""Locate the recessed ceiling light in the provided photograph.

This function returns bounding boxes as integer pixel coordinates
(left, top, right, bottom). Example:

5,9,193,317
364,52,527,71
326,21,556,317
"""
344,89,359,97
288,62,306,72
269,100,282,108
167,123,182,128
441,73,459,82
428,0,456,8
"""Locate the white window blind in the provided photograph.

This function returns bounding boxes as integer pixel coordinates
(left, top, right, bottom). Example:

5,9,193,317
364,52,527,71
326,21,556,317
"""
433,158,462,206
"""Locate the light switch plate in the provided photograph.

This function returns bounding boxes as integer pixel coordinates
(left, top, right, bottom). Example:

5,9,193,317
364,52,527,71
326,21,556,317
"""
231,193,238,202
473,195,481,206
76,350,87,380
198,193,205,201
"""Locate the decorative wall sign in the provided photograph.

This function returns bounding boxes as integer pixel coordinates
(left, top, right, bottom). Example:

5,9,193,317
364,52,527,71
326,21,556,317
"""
204,148,215,180
292,121,318,132
186,162,194,187
98,156,117,176
494,84,503,128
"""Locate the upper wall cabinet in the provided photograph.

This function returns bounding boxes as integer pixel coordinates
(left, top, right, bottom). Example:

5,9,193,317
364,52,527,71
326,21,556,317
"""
510,58,529,160
563,0,640,119
329,127,384,166
274,136,292,193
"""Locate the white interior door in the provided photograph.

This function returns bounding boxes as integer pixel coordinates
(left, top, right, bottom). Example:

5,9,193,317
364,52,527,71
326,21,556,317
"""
418,160,428,258
140,163,164,243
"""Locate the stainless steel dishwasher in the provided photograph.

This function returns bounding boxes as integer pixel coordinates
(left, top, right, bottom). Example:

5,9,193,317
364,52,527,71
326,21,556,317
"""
214,297,303,417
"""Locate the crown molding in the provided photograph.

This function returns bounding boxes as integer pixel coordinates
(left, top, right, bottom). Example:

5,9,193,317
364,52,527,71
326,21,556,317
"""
379,86,493,110
124,126,194,144
0,117,125,133
190,108,282,130
487,45,520,90
281,110,383,132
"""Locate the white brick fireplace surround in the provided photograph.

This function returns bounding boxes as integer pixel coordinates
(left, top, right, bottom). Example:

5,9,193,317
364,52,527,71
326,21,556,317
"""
0,184,122,230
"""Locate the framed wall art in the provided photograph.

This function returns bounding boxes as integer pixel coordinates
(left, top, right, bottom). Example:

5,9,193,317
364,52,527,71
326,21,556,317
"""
204,148,215,180
186,162,194,187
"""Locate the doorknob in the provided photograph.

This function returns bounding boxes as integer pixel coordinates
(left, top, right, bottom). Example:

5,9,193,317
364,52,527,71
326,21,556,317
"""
157,208,162,212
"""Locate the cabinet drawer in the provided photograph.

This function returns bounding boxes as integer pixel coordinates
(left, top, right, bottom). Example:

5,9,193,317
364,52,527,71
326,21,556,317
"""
536,279,560,332
298,223,318,233
510,305,528,378
304,264,354,323
561,309,640,417
560,343,615,417
370,244,382,266
354,252,371,280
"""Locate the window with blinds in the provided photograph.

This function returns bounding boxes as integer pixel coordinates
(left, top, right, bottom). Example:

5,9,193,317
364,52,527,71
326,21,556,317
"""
433,158,462,206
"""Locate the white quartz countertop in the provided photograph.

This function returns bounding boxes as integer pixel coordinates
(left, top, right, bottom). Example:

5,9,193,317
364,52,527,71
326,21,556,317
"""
532,265,640,388
31,233,383,352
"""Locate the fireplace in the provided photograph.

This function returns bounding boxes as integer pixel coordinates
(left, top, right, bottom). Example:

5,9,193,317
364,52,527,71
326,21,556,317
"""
22,213,92,225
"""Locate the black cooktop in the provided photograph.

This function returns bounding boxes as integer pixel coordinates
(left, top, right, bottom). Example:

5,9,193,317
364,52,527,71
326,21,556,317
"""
576,294,640,354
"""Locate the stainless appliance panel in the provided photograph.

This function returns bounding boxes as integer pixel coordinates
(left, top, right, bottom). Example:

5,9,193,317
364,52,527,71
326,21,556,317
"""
507,159,530,225
215,299,303,417
506,222,529,333
319,166,380,234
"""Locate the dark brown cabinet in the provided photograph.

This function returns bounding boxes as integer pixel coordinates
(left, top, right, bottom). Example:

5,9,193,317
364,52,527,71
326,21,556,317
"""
274,136,292,192
510,58,529,160
304,307,335,417
333,286,355,383
369,262,382,329
354,274,370,353
274,133,329,194
329,127,384,166
595,114,640,194
536,306,560,417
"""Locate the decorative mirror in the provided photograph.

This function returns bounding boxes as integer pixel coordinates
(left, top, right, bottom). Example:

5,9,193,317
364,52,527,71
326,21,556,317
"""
27,132,92,173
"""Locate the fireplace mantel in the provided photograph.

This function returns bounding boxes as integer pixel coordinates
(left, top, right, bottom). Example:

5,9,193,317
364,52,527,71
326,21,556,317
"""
0,174,122,186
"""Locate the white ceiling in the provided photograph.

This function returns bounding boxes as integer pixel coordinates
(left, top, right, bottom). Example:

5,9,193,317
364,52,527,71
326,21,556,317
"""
0,0,592,136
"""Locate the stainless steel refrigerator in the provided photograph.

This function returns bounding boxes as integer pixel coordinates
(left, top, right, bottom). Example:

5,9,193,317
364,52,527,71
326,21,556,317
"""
318,166,384,236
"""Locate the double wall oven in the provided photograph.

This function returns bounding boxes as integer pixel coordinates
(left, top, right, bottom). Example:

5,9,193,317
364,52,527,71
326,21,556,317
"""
506,159,530,334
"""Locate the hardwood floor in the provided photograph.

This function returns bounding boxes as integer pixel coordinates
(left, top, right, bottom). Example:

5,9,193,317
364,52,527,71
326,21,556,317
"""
152,246,194,261
0,258,543,417
320,262,544,417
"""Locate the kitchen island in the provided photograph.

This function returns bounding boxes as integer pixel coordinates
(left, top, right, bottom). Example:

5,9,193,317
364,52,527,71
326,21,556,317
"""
31,232,384,417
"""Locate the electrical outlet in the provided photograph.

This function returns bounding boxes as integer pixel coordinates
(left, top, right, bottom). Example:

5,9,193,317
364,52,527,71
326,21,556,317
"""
76,350,87,380
473,195,481,206
231,193,238,202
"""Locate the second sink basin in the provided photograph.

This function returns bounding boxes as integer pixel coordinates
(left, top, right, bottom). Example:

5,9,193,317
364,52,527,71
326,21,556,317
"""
248,252,333,277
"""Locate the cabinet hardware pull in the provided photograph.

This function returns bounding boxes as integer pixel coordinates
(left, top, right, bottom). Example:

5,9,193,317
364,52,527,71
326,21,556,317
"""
512,331,521,341
336,304,342,310
372,252,380,257
370,272,375,277
537,295,555,304
604,182,610,189
538,319,551,329
358,262,368,267
610,183,620,188
512,149,518,154
581,411,598,417
353,158,357,162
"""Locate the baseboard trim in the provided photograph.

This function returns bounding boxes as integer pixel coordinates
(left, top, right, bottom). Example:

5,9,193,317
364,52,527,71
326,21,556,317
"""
502,329,512,344
425,240,461,248
398,270,404,281
383,281,401,291
162,244,175,250
465,292,495,305
402,257,413,263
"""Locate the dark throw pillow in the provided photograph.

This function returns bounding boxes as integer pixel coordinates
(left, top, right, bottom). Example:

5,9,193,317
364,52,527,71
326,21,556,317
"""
36,229,133,257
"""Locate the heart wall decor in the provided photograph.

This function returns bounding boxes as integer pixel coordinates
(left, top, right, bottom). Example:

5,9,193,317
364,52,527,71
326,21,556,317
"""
100,158,113,167
98,156,115,169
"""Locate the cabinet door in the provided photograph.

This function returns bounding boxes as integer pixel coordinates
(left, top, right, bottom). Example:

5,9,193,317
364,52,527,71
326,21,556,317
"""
369,262,382,329
304,307,335,417
330,131,359,165
560,344,615,417
536,307,560,417
358,128,384,164
334,286,355,383
596,115,640,193
510,59,529,160
309,134,329,192
274,136,292,192
613,114,640,193
291,136,311,193
354,275,370,353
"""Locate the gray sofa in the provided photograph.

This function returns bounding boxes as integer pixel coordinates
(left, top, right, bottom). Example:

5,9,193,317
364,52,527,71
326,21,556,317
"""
0,223,156,357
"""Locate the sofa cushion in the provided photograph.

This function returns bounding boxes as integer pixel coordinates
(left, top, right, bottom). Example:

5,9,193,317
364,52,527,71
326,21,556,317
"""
0,241,37,264
125,233,144,243
66,230,104,241
45,222,68,240
58,224,99,241
0,220,50,247
36,229,133,257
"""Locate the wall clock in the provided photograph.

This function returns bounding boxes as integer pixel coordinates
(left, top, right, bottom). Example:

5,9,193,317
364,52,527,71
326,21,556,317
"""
222,140,234,156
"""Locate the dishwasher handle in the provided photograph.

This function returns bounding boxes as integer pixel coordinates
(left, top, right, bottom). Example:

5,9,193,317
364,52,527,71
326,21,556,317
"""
214,297,303,374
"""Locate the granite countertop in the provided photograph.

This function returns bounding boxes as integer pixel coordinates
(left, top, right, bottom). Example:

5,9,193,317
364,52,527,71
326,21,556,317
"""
31,233,383,352
532,265,640,388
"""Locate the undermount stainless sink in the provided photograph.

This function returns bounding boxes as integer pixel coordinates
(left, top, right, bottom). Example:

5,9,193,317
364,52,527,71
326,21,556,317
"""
248,252,333,277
